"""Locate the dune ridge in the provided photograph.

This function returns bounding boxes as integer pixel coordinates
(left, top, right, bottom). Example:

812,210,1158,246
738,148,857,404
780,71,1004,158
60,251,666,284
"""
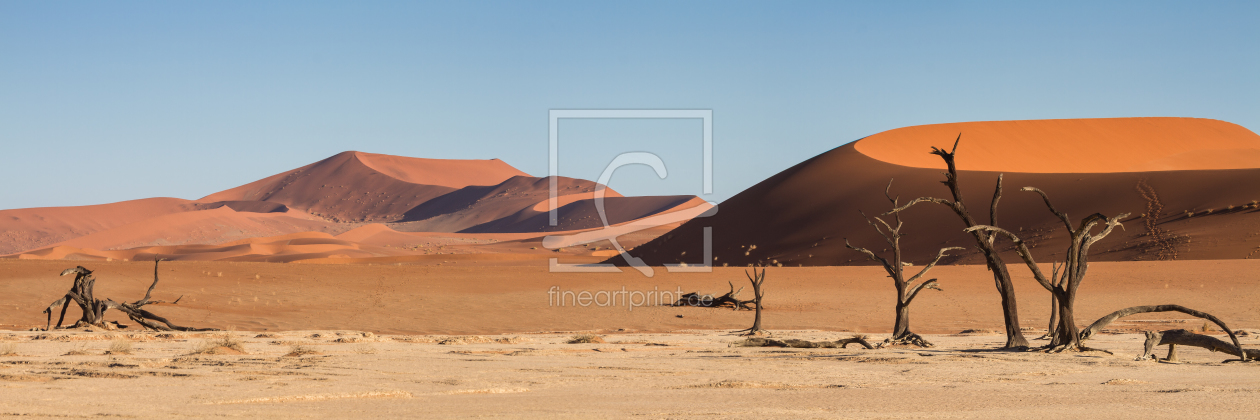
628,117,1260,267
855,117,1260,173
1,150,706,261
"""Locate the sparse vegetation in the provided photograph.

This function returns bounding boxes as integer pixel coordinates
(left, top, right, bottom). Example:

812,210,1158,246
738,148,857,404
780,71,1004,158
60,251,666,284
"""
0,342,17,356
285,344,320,357
566,334,606,344
106,340,133,355
190,333,246,355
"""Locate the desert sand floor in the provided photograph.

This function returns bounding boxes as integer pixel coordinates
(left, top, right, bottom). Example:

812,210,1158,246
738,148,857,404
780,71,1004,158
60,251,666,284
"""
2,258,1259,418
2,259,1259,335
1,330,1259,419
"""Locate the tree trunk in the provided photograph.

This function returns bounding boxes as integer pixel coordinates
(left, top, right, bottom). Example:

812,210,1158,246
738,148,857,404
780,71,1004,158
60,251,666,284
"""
1048,289,1080,349
988,258,1029,348
1044,292,1059,339
892,301,910,339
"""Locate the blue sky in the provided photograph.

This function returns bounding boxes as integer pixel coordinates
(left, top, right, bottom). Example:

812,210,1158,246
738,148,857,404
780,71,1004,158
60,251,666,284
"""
2,1,1257,209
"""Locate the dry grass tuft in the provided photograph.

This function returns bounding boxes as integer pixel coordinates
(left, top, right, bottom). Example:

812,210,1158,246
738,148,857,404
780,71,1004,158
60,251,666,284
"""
284,344,320,357
0,343,17,356
567,334,606,344
105,340,133,355
438,336,493,345
190,333,247,355
392,336,438,344
445,387,529,395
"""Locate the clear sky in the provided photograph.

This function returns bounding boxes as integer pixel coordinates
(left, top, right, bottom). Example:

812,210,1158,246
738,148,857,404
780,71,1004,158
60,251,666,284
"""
2,1,1257,209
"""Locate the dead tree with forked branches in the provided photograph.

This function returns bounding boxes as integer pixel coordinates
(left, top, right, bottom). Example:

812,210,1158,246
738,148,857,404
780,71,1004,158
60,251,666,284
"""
732,267,767,336
43,259,213,332
845,179,963,347
964,186,1128,352
884,136,1029,348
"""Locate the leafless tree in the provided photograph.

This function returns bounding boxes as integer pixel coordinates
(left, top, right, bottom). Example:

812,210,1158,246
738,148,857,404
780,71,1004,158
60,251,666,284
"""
43,259,212,332
846,179,963,347
965,186,1128,352
885,136,1029,348
733,267,767,336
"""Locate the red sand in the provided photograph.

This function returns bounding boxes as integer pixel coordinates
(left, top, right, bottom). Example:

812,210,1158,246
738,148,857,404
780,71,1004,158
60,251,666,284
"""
854,117,1260,173
630,117,1260,267
1,151,703,261
1,259,1256,335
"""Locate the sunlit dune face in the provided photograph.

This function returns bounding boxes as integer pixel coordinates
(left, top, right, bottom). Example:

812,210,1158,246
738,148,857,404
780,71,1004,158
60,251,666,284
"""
854,117,1260,173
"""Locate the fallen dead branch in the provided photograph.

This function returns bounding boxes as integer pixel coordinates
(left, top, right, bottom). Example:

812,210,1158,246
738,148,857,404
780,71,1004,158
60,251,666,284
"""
1080,304,1246,361
1139,329,1260,362
43,259,214,332
732,336,873,349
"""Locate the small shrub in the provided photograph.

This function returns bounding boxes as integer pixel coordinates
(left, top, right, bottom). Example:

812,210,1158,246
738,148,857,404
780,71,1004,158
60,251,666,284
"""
567,334,606,344
190,333,246,355
284,344,319,357
0,343,17,356
106,340,133,355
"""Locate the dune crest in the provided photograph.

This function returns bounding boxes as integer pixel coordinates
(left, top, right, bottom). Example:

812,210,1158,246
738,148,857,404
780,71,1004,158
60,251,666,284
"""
854,117,1260,173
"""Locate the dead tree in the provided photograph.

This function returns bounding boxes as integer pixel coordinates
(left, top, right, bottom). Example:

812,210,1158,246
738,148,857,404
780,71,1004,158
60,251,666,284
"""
1139,330,1259,362
673,281,755,310
43,259,212,332
884,136,1029,348
733,267,767,336
966,187,1128,352
846,179,963,347
1079,304,1247,361
734,336,874,349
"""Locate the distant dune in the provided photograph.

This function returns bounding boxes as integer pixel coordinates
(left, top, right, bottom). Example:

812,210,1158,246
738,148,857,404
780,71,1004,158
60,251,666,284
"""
2,151,702,262
627,117,1260,267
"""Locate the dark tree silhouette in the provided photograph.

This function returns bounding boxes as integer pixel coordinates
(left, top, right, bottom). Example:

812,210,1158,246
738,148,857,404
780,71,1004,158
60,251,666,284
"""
885,136,1029,348
846,179,963,347
966,186,1127,352
43,259,213,332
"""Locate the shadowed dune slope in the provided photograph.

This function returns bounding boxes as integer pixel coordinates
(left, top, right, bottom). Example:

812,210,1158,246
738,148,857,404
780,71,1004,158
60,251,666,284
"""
199,151,509,223
626,118,1260,267
2,151,705,259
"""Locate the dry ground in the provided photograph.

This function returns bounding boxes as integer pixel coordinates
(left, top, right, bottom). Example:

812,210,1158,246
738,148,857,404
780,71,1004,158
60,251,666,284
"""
2,259,1257,335
1,330,1258,418
2,258,1259,418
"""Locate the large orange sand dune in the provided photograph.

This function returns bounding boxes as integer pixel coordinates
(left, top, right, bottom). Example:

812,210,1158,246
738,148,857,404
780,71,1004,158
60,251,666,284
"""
630,117,1260,267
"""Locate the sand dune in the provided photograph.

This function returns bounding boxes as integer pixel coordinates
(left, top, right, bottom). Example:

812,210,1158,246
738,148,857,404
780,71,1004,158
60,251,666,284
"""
629,117,1260,267
0,198,199,255
1,151,704,260
4,201,707,263
854,117,1260,173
